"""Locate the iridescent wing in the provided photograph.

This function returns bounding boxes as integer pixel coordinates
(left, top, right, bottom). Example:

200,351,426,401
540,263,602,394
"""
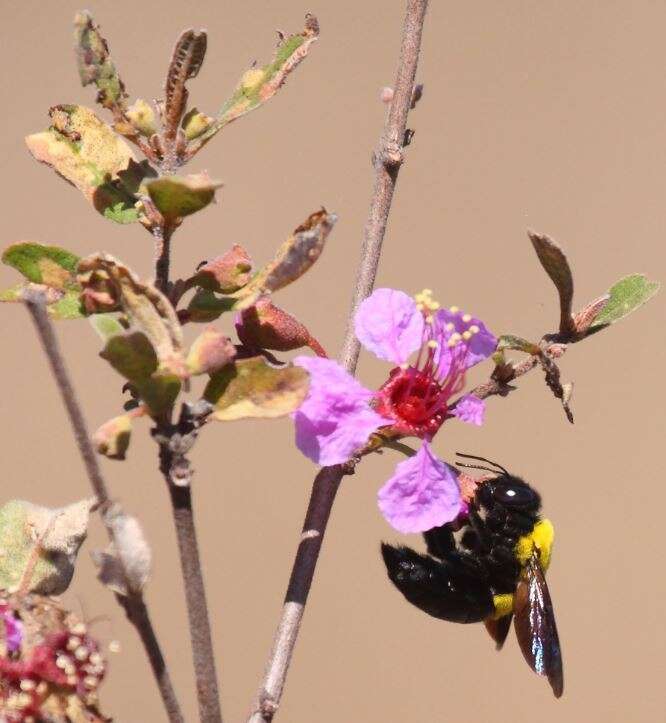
513,552,564,698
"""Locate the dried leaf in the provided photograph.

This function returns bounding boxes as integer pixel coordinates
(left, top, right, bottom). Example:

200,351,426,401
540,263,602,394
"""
186,327,236,375
204,356,309,421
191,14,319,150
0,499,94,595
78,254,185,372
539,354,574,424
190,244,253,293
0,242,85,319
93,414,132,460
588,274,660,333
74,11,128,112
572,294,610,337
529,232,575,335
92,504,151,596
145,173,222,222
164,29,207,134
236,208,336,306
26,105,141,224
496,334,540,355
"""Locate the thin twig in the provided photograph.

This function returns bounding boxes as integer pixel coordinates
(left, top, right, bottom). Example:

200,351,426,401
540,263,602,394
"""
247,2,430,720
154,224,173,294
24,292,184,723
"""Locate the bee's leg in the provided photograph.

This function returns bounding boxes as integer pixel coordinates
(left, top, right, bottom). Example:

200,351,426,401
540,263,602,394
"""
381,543,494,624
423,524,457,559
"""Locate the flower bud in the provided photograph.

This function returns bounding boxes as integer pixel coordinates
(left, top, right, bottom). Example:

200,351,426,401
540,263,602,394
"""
93,414,132,460
193,244,253,293
236,298,326,356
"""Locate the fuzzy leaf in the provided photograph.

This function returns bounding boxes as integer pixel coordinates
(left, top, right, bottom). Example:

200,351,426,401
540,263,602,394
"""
204,356,309,421
235,208,336,307
588,274,660,332
145,173,222,221
0,499,94,595
78,254,185,374
2,243,79,287
92,504,151,596
186,328,236,375
26,105,141,224
0,243,85,319
93,414,132,460
191,15,319,150
89,313,126,341
496,334,540,355
74,11,128,112
529,231,575,334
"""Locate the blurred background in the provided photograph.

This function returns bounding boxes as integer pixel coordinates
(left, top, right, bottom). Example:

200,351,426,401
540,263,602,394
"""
1,1,664,721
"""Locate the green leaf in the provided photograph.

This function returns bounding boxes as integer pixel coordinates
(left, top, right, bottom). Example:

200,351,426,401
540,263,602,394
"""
0,499,93,595
588,274,660,332
528,231,575,335
25,105,142,224
145,173,222,222
204,356,309,421
190,15,319,151
74,11,128,112
185,289,239,322
2,243,79,286
101,331,158,382
496,334,540,355
89,313,126,341
0,243,85,319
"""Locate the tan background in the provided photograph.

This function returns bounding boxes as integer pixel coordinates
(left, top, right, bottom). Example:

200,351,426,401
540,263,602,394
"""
1,1,665,721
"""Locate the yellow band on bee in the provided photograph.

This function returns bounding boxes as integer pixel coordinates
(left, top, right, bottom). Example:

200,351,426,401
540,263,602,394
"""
492,593,514,619
515,518,554,571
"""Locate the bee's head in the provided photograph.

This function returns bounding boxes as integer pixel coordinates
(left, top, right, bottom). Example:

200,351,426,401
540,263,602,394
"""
476,474,542,514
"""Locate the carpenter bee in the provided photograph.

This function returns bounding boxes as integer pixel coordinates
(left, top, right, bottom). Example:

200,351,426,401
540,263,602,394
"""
381,453,563,697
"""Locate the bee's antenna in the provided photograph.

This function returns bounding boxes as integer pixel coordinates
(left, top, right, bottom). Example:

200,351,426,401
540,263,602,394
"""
455,452,509,476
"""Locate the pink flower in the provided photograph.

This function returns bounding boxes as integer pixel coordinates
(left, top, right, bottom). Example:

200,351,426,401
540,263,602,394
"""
293,288,497,533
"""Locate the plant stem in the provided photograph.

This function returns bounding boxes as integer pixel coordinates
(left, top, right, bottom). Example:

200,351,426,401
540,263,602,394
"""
24,292,184,723
153,216,223,723
162,452,223,723
247,2,430,720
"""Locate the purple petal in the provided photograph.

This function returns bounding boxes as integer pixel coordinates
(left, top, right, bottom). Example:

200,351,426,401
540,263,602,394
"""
293,356,391,466
377,442,462,533
434,308,497,369
2,610,23,653
354,288,424,364
452,394,486,426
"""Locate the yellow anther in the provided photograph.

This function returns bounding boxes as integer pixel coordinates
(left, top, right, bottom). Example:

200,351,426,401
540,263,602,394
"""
445,322,455,332
447,338,458,348
416,303,425,312
425,314,434,324
449,305,459,314
427,340,438,349
462,330,472,341
462,313,472,323
430,301,440,310
469,324,479,334
450,332,462,342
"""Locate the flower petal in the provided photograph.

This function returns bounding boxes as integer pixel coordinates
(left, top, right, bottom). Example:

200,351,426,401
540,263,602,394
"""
293,356,391,466
354,288,424,364
452,394,485,426
377,442,462,533
434,308,496,369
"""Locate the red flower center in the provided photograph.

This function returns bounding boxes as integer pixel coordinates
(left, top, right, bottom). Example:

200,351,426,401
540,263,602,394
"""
376,367,448,438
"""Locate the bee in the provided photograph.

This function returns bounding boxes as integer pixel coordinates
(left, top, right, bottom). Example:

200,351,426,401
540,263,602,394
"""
381,453,563,697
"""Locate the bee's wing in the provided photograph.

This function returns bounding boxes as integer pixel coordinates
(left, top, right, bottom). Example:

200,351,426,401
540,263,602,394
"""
513,552,564,698
484,614,513,650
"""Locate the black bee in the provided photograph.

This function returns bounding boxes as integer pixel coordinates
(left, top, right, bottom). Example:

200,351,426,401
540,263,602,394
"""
381,453,563,697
